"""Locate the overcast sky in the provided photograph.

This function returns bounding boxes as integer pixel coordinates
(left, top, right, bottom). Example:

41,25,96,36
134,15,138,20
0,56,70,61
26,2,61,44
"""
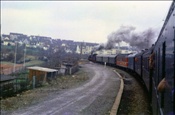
1,1,172,44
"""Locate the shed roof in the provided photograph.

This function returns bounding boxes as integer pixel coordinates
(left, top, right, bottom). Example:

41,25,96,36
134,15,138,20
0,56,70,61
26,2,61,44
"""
27,66,58,72
0,75,16,82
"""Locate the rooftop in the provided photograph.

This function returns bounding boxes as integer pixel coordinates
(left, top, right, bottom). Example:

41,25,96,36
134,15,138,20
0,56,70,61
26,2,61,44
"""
27,66,58,72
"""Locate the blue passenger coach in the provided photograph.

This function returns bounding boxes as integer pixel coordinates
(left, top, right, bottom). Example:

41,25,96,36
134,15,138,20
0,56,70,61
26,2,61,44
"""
151,2,175,114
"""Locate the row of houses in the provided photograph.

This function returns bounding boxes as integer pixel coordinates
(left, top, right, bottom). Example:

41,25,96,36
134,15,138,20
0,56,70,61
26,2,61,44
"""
1,32,98,54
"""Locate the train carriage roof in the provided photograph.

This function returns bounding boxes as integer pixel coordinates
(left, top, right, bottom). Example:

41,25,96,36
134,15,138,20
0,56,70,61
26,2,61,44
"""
107,54,118,58
96,54,118,58
143,46,155,56
96,54,105,57
154,1,174,46
128,53,138,57
117,53,130,57
135,50,146,57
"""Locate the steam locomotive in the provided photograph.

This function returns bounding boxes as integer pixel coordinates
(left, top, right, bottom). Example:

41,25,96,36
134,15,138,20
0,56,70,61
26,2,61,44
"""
88,1,175,115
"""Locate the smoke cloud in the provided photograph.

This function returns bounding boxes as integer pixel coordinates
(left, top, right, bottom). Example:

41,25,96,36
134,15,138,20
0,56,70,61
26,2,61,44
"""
107,25,156,50
93,25,156,52
91,43,105,54
106,26,136,49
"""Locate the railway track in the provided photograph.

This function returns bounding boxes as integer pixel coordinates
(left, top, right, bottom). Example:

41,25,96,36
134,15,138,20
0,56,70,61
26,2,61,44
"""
115,68,152,115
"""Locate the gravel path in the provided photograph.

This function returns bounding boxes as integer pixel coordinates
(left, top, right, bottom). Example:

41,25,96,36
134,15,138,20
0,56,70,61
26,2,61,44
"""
116,68,151,115
5,63,120,115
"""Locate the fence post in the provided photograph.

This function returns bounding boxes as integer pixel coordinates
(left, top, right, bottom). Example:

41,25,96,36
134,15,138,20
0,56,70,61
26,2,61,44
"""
33,76,36,89
70,67,72,75
16,78,18,93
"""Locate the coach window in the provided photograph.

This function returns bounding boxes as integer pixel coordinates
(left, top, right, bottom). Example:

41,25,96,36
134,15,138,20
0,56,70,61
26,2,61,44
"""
161,41,166,108
158,48,160,87
155,51,157,81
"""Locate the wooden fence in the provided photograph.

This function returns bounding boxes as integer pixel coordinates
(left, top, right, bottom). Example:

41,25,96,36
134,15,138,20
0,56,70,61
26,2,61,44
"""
0,74,44,99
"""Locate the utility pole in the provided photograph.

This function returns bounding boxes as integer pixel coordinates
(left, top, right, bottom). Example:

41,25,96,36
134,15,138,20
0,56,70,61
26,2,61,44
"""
80,42,82,59
13,42,17,73
23,43,26,67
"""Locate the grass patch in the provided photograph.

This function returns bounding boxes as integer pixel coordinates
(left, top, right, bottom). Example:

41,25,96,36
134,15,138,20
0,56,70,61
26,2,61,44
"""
26,55,36,60
1,61,14,65
1,60,45,67
24,60,45,67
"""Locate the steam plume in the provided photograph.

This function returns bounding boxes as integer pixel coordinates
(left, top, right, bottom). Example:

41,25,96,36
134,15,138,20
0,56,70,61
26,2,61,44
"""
92,25,156,53
106,25,156,50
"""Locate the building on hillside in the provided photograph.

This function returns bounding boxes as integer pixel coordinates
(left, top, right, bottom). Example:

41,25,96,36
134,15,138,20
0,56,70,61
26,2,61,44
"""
1,34,10,40
76,45,81,54
9,32,26,40
75,43,96,54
